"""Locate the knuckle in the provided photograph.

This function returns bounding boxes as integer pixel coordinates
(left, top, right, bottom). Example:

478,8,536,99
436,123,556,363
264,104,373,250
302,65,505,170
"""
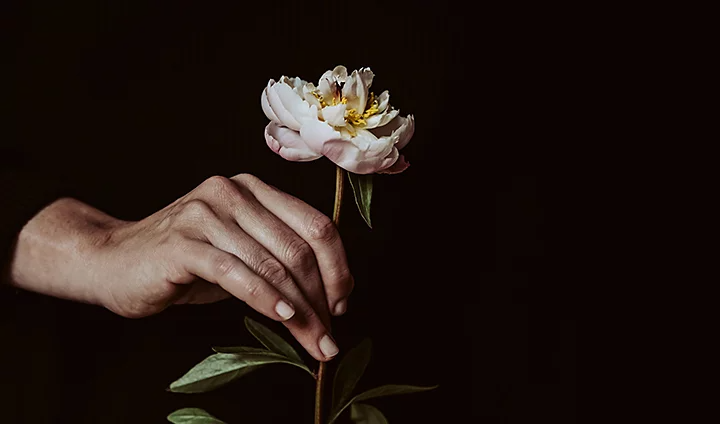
285,238,315,270
232,173,259,186
301,305,320,325
306,213,337,243
244,278,261,299
203,175,232,191
180,199,213,221
330,268,354,293
201,176,240,205
256,256,290,284
212,254,237,279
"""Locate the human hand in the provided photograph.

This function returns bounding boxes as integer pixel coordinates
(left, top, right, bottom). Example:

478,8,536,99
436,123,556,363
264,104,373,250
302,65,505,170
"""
9,174,353,361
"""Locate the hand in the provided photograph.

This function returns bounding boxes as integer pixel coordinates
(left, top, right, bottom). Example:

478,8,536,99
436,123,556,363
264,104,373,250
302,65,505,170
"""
8,174,354,361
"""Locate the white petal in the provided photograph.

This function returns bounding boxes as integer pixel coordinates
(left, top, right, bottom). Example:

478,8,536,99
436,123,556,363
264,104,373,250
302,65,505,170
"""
363,112,384,129
380,109,400,127
318,78,333,101
353,129,395,159
326,137,396,174
292,77,306,96
299,119,344,154
267,82,302,130
350,129,372,151
377,151,410,174
358,67,374,91
377,147,400,172
280,76,307,98
342,70,368,113
370,114,404,137
364,108,399,129
394,114,414,150
322,104,347,127
303,83,322,109
370,115,414,150
265,122,322,161
320,65,348,84
299,121,399,174
376,90,390,113
272,82,317,130
261,80,281,125
334,66,348,82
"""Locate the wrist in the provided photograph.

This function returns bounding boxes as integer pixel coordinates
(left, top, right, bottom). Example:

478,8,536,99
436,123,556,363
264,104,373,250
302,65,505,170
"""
9,197,123,307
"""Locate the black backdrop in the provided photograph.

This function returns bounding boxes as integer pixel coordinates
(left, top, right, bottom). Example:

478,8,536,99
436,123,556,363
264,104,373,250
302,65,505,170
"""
2,1,575,423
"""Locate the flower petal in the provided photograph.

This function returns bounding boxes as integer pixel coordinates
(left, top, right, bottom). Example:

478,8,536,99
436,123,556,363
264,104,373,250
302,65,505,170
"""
265,122,322,162
262,80,282,125
299,119,344,154
320,65,348,85
322,104,347,127
298,120,394,174
273,81,318,130
376,90,390,113
303,82,322,110
267,81,302,130
394,114,415,150
353,129,395,159
317,78,331,101
342,70,369,113
323,139,396,174
364,108,399,129
377,152,410,174
358,67,374,91
369,114,414,150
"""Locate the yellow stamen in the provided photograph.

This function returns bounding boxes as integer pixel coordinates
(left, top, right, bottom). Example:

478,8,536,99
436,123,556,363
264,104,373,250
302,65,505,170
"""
311,91,329,108
312,90,387,129
345,108,366,126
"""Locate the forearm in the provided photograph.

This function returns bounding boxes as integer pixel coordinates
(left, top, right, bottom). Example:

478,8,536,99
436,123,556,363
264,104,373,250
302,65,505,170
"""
7,197,121,306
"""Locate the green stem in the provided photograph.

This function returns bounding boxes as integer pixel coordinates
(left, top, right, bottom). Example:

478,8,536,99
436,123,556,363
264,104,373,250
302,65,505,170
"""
315,166,344,424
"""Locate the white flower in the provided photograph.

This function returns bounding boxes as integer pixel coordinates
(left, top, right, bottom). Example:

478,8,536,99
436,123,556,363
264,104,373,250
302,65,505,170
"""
261,65,414,174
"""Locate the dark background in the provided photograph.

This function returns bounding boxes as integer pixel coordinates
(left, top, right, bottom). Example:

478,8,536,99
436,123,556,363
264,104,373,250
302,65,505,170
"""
2,1,575,423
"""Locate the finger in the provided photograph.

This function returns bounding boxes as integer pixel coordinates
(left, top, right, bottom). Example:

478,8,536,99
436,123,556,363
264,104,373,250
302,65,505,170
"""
234,174,354,316
201,216,339,361
176,239,296,323
208,177,332,326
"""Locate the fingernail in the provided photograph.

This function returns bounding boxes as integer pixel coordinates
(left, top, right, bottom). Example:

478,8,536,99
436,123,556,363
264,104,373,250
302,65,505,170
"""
334,299,347,316
319,335,339,358
275,300,295,320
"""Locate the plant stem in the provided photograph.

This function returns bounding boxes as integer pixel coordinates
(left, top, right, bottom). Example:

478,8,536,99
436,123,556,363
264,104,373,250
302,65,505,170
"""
332,165,344,225
315,165,344,424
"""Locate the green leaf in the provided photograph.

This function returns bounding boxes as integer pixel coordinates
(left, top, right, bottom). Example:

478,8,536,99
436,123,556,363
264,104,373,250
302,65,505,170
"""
348,173,373,228
333,338,372,409
351,403,389,424
167,408,227,424
168,352,312,393
245,316,304,364
329,384,438,424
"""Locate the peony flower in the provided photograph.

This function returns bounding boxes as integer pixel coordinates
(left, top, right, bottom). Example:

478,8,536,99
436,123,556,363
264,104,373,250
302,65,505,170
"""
261,65,414,174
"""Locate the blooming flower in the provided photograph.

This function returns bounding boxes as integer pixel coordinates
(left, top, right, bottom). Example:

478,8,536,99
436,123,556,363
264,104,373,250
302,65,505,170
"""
261,65,414,174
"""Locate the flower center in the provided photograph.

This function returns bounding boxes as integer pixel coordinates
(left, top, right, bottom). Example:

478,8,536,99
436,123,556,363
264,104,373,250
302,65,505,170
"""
313,91,381,127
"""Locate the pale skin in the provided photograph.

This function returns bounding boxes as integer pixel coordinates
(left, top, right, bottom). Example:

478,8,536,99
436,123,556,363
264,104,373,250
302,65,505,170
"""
6,173,354,362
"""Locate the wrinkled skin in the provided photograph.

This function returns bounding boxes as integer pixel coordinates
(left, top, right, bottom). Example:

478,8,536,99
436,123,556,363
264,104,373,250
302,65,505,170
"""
7,174,355,361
